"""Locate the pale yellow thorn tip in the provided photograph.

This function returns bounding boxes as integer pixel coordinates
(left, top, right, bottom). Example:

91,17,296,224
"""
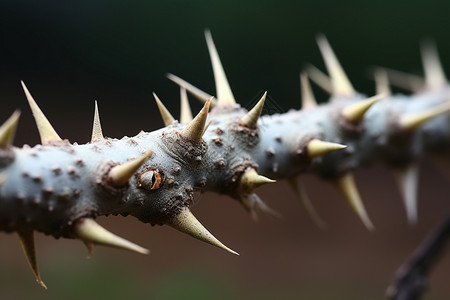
75,218,149,255
168,207,239,255
166,73,216,107
21,81,62,145
300,73,317,109
421,40,447,89
374,69,392,97
180,87,193,124
18,231,47,289
240,92,267,128
316,34,355,97
342,94,385,124
181,97,212,143
304,64,333,94
204,29,236,105
399,102,450,131
334,173,375,231
0,110,20,147
153,92,176,126
287,179,326,228
108,150,153,186
91,101,104,143
238,168,276,194
394,164,419,225
307,139,347,159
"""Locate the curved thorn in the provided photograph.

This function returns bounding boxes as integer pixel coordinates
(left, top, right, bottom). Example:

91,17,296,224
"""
153,93,176,126
374,67,425,93
333,173,375,231
316,35,355,97
91,101,104,143
75,218,149,255
18,231,47,289
342,94,385,124
180,87,193,124
374,69,392,97
108,150,153,186
394,164,419,225
167,207,239,255
307,139,347,159
300,73,317,109
241,193,281,222
204,29,235,105
240,92,267,128
304,64,333,94
181,97,212,143
166,73,217,107
0,110,20,147
21,81,62,144
421,40,447,89
238,168,276,194
399,102,450,131
287,179,326,228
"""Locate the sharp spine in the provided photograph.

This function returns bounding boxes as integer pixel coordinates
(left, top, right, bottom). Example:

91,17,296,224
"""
108,150,153,186
0,110,20,147
374,67,425,93
316,34,355,97
394,164,419,224
421,40,447,89
307,139,347,159
21,81,62,144
288,179,326,228
205,29,236,105
374,69,392,96
399,102,450,131
238,168,276,194
167,207,239,255
342,94,385,124
300,73,317,109
166,73,217,107
180,97,212,143
240,92,267,128
304,63,333,94
153,92,176,126
91,101,104,143
18,231,47,289
334,173,375,231
180,87,193,124
74,218,149,255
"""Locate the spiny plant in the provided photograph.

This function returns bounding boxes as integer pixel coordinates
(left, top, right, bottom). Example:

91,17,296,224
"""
0,31,449,298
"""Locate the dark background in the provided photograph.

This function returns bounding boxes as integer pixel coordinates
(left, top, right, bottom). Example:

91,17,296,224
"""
0,1,450,299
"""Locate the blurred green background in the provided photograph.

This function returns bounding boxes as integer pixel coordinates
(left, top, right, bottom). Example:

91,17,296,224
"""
1,0,450,299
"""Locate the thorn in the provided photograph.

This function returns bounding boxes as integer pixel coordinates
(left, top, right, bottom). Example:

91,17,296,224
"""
399,102,450,131
202,120,212,136
180,97,212,143
238,168,276,194
333,173,375,231
18,231,47,289
167,207,239,255
108,150,153,186
287,179,326,228
204,29,236,105
21,81,62,144
304,64,333,94
241,193,281,222
341,94,385,124
74,218,149,255
240,92,267,128
316,35,355,97
91,101,104,143
421,40,447,89
166,73,217,107
0,110,20,147
374,67,425,93
180,87,193,124
307,139,347,159
374,69,392,97
394,164,419,225
300,73,317,109
153,93,176,126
